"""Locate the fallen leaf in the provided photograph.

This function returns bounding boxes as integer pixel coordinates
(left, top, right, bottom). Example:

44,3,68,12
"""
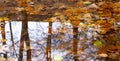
98,53,108,57
1,38,6,43
94,40,102,47
25,46,31,50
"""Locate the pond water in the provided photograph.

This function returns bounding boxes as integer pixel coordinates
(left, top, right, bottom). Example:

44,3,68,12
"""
0,21,102,61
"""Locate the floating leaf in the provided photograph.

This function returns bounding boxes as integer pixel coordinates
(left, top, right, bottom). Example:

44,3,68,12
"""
94,40,102,47
3,17,9,21
84,1,91,5
26,6,33,11
15,7,24,11
0,17,9,21
0,18,2,21
54,55,63,61
1,38,6,43
87,3,99,9
98,53,108,57
25,46,31,50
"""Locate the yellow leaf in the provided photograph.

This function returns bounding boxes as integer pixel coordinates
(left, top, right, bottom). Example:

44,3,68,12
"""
97,29,107,34
0,18,3,21
29,11,38,15
15,7,24,11
88,24,95,27
25,46,31,50
1,38,6,43
98,53,108,57
79,23,87,28
3,17,9,21
48,18,53,22
26,6,33,11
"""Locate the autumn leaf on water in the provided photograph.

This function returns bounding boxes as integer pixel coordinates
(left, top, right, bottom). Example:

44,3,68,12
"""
3,17,9,21
15,7,24,11
1,38,6,43
0,17,9,21
25,46,31,50
98,53,108,57
94,40,102,47
29,11,38,15
26,6,34,11
84,1,91,5
0,18,3,21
